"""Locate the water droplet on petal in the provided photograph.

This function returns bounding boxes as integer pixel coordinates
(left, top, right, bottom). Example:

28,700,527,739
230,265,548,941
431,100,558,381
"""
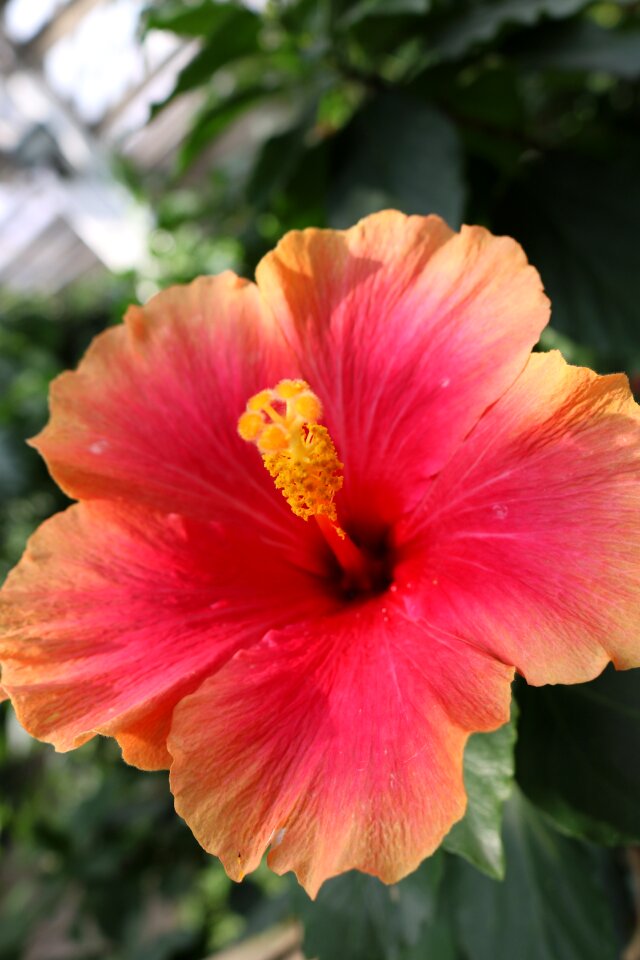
492,503,509,520
89,439,109,454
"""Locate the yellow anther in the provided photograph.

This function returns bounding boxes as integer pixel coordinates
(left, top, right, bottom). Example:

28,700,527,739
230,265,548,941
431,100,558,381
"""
274,379,307,400
290,391,322,423
237,381,343,524
237,411,265,441
257,423,289,453
247,389,274,412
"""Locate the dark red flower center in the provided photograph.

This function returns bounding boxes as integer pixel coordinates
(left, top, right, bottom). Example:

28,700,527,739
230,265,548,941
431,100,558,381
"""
329,526,394,602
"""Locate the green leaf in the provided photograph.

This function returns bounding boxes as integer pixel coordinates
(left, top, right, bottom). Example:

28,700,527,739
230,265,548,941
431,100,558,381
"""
428,0,592,62
178,84,274,172
436,63,525,171
498,152,640,364
145,0,251,37
408,916,461,960
0,429,22,499
447,790,622,960
340,0,432,27
150,7,261,115
516,666,640,844
516,20,640,78
329,92,464,228
300,854,444,960
246,120,311,210
443,710,516,879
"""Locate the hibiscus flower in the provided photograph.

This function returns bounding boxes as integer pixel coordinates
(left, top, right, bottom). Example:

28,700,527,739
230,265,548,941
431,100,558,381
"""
1,211,639,896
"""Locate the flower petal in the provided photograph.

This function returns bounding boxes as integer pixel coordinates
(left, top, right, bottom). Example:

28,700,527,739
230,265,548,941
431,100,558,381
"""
397,351,640,685
169,601,513,896
0,502,335,769
32,274,301,539
256,211,549,529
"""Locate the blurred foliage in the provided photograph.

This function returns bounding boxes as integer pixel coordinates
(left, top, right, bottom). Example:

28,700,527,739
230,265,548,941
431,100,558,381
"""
0,284,128,581
0,723,290,959
3,0,640,956
516,665,640,846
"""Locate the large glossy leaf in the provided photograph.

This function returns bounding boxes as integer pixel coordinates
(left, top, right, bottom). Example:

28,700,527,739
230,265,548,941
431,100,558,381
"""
515,667,640,844
299,854,444,960
246,118,312,210
516,20,640,78
329,92,464,228
407,917,460,960
428,0,592,61
443,711,516,880
498,152,640,363
447,790,623,960
340,0,432,27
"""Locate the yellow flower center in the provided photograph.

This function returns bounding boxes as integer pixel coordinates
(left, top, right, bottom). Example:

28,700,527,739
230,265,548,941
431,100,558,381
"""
237,379,344,526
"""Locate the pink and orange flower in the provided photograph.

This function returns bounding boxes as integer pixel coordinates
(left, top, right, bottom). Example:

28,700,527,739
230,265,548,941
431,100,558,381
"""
2,211,640,895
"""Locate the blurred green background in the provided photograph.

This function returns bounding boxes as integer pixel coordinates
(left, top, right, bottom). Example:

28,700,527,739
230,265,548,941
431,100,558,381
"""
2,1,640,957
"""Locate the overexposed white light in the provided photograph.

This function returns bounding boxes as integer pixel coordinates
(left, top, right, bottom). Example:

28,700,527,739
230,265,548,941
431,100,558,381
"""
0,183,21,223
0,174,63,269
68,178,151,271
45,0,146,124
0,117,20,150
104,40,195,142
7,71,93,167
7,71,52,123
0,83,31,149
4,0,71,43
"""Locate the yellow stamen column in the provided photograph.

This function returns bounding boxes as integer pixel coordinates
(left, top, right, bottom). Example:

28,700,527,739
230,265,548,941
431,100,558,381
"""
238,379,372,589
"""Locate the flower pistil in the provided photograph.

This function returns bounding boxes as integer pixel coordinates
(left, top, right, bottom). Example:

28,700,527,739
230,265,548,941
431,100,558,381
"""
238,379,343,525
238,379,374,591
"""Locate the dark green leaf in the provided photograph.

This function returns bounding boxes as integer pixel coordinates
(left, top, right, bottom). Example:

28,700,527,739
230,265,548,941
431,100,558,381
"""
407,915,461,960
516,666,640,844
329,92,464,227
0,430,22,499
429,0,592,62
521,20,640,80
447,790,623,960
516,21,640,78
436,63,525,171
340,0,432,27
498,152,640,364
443,710,516,879
300,854,443,960
246,120,311,210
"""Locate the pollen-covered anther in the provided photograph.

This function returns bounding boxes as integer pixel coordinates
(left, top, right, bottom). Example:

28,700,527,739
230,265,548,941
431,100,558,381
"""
257,424,289,453
290,391,322,422
246,389,275,413
237,380,343,523
274,379,308,400
237,411,265,442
